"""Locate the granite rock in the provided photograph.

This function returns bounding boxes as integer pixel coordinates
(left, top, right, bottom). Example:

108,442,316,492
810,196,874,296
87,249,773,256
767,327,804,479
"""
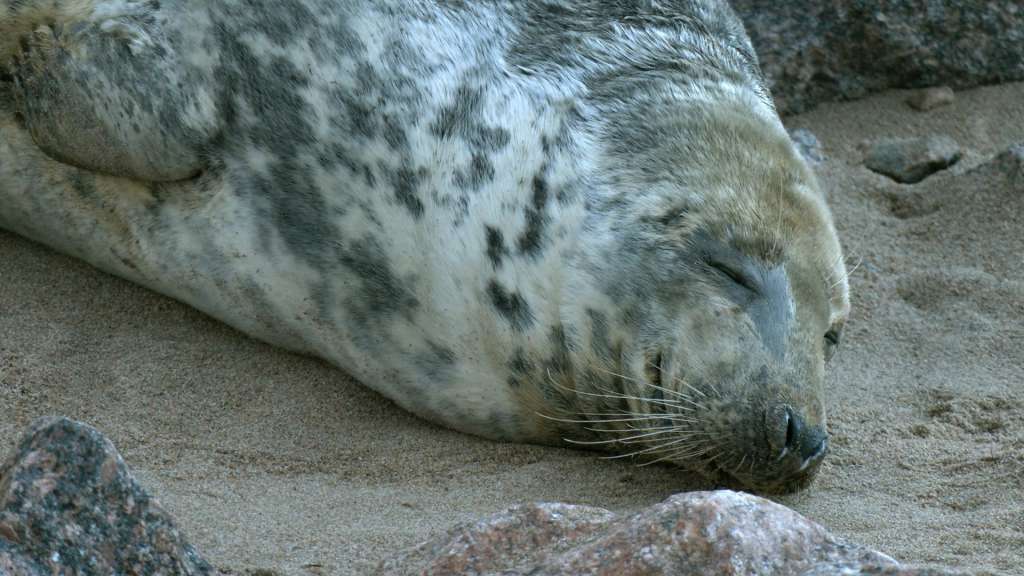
733,1,1024,114
0,417,214,576
377,490,963,576
864,135,962,184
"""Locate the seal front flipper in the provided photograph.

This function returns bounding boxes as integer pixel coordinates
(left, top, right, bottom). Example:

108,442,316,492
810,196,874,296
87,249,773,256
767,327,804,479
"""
4,0,218,181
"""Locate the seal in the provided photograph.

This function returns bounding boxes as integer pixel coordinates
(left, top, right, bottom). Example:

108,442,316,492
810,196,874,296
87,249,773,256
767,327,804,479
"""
0,0,850,492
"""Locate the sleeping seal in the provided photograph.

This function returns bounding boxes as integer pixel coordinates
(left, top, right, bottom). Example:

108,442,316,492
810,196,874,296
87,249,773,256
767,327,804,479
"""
0,0,849,492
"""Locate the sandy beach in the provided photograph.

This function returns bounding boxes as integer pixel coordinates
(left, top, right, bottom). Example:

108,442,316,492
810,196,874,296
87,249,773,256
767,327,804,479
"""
2,82,1022,575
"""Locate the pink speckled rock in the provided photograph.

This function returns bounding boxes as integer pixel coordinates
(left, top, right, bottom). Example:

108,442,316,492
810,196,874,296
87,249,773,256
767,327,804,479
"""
0,417,214,576
378,491,964,576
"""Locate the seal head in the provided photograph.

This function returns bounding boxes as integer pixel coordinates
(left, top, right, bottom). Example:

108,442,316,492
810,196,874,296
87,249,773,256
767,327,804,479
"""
535,96,850,493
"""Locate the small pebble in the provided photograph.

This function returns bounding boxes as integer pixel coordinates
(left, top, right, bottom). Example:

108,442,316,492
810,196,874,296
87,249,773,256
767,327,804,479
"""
789,128,825,165
864,135,962,184
906,86,955,111
994,143,1024,188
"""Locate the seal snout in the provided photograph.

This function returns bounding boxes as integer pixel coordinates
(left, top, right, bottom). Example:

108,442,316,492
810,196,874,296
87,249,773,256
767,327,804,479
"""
765,405,829,471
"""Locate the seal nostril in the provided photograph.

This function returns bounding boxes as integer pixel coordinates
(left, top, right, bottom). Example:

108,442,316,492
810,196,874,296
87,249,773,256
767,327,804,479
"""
809,437,827,461
797,436,829,473
800,428,829,463
766,404,799,461
643,352,663,389
784,408,802,452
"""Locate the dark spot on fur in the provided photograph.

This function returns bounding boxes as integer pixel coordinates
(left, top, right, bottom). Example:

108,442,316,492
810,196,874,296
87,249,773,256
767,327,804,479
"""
361,165,377,188
390,167,427,219
213,27,340,266
431,85,478,140
213,27,315,157
312,16,366,61
430,85,510,151
586,308,614,360
544,324,574,375
338,236,420,330
487,280,534,331
250,159,340,267
506,348,536,389
382,113,410,150
517,173,550,256
454,153,495,191
475,126,510,151
509,348,534,375
554,184,578,205
233,0,315,46
485,226,508,268
416,340,458,382
335,94,377,140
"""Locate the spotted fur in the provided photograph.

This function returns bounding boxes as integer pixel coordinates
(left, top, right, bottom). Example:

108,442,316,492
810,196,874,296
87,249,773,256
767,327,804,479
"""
0,0,850,492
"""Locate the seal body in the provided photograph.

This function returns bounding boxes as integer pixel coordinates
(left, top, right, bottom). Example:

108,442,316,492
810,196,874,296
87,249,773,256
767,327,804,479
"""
0,0,850,492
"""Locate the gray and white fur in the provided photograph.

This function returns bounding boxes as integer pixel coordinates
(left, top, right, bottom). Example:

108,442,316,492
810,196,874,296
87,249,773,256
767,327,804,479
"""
0,0,850,492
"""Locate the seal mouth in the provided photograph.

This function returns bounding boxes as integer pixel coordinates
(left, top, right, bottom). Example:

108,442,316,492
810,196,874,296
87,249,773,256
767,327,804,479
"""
717,435,830,494
717,460,826,494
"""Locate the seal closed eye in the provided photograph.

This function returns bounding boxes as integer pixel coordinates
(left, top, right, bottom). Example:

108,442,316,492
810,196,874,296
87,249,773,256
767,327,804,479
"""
0,0,850,493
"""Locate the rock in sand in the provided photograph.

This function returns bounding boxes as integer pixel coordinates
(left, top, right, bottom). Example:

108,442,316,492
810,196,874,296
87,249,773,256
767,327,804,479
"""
0,417,214,576
864,135,962,184
906,87,956,111
377,491,964,576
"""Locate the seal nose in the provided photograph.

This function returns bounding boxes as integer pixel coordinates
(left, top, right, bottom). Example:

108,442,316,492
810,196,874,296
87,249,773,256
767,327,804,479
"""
767,406,828,466
793,419,828,471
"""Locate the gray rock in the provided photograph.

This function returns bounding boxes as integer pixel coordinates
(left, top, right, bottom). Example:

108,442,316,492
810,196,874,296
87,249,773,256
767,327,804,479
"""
864,135,962,183
0,417,214,576
906,86,956,111
377,491,960,576
0,541,48,576
732,1,1024,114
790,128,826,165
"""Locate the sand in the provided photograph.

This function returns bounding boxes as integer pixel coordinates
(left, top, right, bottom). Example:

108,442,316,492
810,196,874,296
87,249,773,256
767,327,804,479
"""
1,83,1022,576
